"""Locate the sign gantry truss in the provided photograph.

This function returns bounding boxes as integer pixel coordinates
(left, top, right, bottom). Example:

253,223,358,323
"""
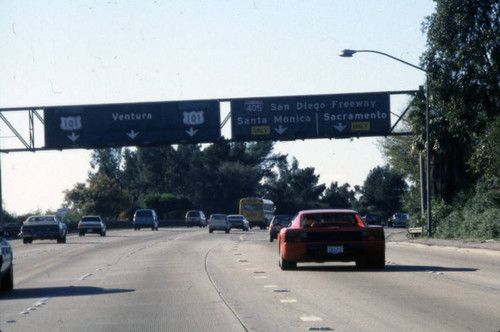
0,90,417,153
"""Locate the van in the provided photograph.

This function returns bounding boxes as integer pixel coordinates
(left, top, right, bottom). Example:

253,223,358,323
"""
134,209,159,231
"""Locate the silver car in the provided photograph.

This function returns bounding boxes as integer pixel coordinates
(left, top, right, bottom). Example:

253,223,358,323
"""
208,214,230,233
78,216,106,236
227,215,249,231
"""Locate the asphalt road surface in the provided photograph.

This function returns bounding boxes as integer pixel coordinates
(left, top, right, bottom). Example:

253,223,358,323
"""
1,228,499,331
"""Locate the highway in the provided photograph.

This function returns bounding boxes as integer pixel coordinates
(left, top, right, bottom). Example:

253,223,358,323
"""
1,228,499,331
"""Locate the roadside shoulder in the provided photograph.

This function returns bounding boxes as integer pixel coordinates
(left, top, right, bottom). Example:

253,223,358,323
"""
385,228,500,252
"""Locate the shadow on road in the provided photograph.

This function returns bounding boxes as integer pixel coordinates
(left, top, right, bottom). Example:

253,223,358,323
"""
0,286,135,301
295,264,477,272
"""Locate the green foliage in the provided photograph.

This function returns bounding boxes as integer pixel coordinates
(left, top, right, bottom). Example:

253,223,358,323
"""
469,115,500,200
434,181,500,239
142,193,192,220
90,148,123,180
261,157,325,214
416,0,500,203
379,129,420,184
378,0,500,239
64,174,133,219
356,166,408,220
1,209,16,224
321,182,357,209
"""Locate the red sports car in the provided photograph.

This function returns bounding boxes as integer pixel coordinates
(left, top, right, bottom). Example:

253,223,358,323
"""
278,209,385,270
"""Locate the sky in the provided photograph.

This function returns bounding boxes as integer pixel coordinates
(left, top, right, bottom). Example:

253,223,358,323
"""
0,0,436,216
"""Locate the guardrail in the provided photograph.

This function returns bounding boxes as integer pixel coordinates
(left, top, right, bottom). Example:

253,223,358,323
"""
407,227,424,238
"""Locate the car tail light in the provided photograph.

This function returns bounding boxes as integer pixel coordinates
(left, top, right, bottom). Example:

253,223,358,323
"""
283,232,307,243
362,231,385,241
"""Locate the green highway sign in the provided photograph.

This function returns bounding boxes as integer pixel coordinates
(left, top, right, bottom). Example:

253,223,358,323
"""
44,100,221,149
231,92,391,141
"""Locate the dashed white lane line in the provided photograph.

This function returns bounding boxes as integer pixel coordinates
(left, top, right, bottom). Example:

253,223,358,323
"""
280,299,298,303
300,315,323,322
79,273,93,280
19,297,49,315
254,276,267,279
264,285,278,288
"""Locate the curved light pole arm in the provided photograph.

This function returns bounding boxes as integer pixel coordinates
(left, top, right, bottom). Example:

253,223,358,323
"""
339,49,425,72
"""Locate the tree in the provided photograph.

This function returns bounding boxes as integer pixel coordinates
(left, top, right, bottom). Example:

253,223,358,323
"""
417,0,500,202
90,148,123,181
64,174,132,219
142,193,192,219
262,157,325,214
357,166,408,219
321,182,358,209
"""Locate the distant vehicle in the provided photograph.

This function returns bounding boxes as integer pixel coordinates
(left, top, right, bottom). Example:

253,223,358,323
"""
0,237,14,291
227,215,249,231
133,209,159,231
278,209,385,270
364,214,383,226
78,216,106,236
239,197,275,229
185,210,207,228
208,214,230,234
389,213,410,227
0,223,20,238
20,215,68,244
269,214,293,242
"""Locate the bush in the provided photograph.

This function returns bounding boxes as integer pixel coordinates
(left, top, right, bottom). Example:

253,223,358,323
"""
433,181,500,239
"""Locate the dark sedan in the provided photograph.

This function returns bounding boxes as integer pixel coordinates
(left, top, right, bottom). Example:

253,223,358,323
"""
20,215,68,244
269,215,293,242
0,236,14,291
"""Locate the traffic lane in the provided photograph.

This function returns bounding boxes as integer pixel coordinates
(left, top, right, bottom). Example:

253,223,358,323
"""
209,229,500,331
1,228,245,332
5,228,172,287
387,241,500,291
1,229,175,330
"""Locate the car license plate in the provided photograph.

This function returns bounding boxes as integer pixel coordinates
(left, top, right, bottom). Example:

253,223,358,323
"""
327,245,343,254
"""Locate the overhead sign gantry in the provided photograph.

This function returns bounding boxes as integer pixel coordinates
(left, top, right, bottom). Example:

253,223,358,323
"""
43,100,221,149
230,92,391,141
0,90,415,152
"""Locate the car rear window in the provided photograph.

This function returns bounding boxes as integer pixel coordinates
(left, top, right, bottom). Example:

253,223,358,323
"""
211,215,226,220
82,217,101,222
274,216,292,225
187,211,200,217
27,216,56,223
302,213,358,227
136,210,153,217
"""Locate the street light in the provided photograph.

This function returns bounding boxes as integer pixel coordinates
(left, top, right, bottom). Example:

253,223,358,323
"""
339,48,432,236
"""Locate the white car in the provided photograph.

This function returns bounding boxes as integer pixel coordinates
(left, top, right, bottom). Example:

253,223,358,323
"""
208,214,230,233
78,216,106,236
